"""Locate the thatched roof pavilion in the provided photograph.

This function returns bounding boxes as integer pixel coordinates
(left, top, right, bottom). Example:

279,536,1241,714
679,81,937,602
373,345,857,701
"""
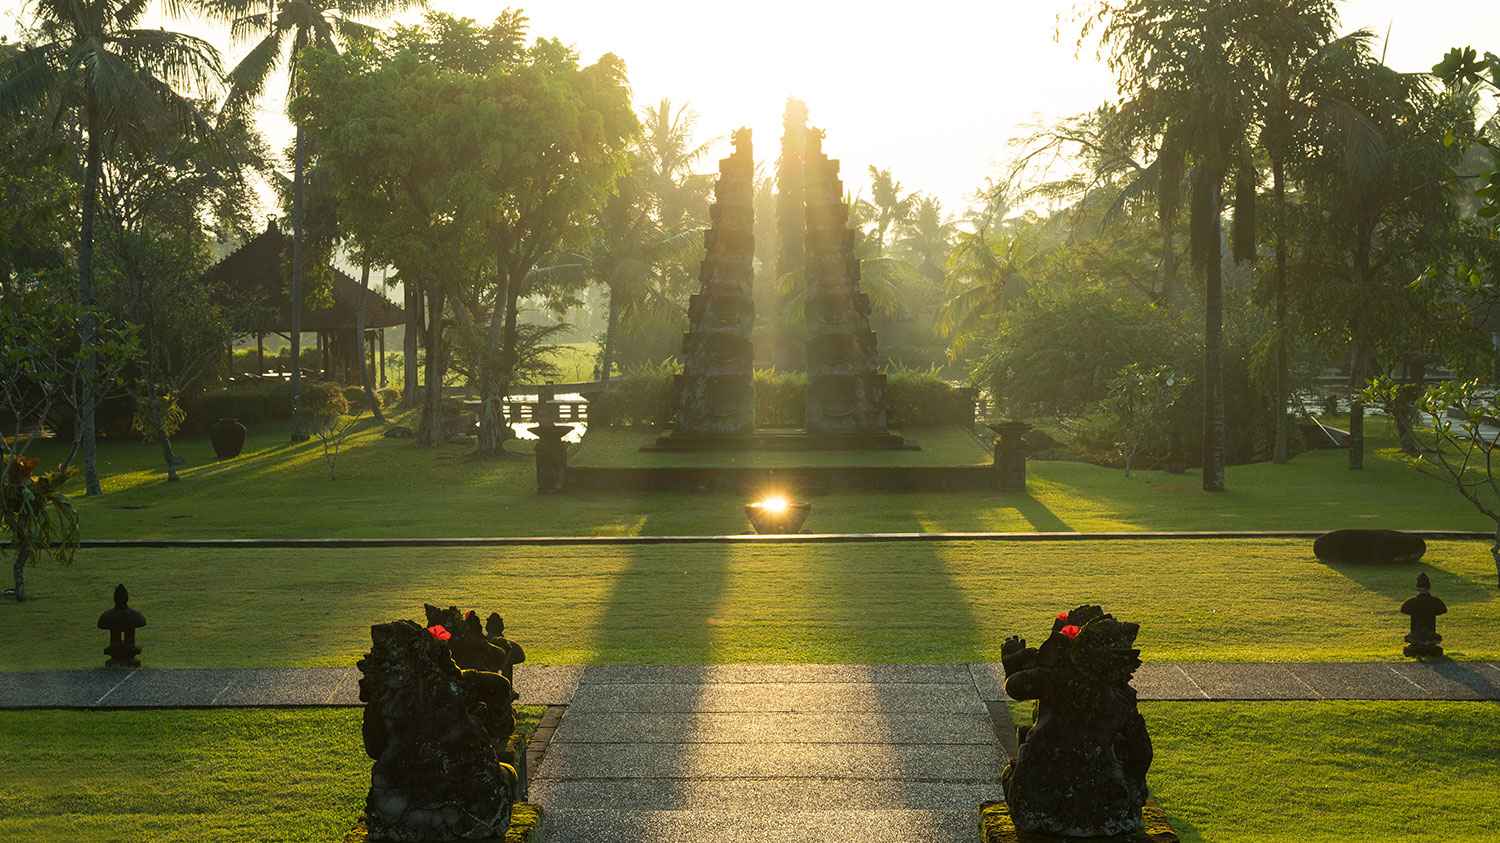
205,219,404,383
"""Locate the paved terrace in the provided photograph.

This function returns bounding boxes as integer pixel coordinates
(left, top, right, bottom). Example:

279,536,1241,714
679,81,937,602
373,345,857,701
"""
6,662,1498,843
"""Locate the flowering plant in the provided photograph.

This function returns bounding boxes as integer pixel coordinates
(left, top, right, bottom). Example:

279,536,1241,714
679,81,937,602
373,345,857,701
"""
426,624,452,641
1059,624,1082,640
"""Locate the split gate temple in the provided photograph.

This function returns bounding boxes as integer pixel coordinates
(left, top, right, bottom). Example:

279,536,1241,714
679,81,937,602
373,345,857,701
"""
653,122,915,452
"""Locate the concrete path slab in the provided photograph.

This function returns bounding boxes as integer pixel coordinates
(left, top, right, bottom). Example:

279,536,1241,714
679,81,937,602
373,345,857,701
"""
539,808,981,843
551,711,996,745
565,681,986,715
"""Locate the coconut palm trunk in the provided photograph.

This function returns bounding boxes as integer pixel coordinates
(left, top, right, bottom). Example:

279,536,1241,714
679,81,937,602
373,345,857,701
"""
600,288,621,383
357,262,386,423
1272,158,1291,464
288,123,308,441
1202,194,1227,493
11,545,28,602
79,92,102,496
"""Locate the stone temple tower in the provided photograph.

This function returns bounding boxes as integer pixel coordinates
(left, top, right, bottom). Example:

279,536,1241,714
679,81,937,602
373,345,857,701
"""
802,130,890,436
669,128,757,437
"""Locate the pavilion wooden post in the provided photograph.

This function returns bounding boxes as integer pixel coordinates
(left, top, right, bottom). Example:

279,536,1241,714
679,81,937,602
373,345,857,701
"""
256,332,265,375
378,329,387,386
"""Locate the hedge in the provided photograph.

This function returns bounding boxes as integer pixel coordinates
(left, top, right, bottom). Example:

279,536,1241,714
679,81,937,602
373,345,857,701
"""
589,364,975,430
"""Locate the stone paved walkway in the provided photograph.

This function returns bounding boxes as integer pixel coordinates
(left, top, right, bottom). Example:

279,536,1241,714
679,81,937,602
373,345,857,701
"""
5,662,1498,842
3,661,1498,709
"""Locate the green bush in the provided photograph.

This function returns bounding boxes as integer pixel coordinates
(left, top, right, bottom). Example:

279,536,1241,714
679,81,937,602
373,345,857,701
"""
754,368,806,428
885,365,975,428
342,384,372,411
378,386,402,408
589,360,679,428
187,382,293,432
303,381,350,426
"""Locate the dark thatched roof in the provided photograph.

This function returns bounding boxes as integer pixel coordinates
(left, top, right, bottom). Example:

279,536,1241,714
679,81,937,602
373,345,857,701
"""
204,220,405,332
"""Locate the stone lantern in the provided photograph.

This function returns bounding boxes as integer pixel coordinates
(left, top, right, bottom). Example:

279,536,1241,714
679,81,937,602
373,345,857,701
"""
532,385,569,494
1401,572,1447,659
97,584,146,668
987,421,1032,492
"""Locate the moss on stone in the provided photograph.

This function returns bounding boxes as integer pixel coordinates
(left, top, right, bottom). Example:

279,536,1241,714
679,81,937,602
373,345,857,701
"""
979,800,1178,842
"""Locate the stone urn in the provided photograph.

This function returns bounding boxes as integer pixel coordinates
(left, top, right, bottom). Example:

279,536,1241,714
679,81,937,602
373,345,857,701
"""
209,418,247,460
745,497,811,534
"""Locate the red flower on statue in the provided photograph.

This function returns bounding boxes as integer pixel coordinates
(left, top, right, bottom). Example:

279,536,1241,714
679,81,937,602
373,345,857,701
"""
1059,624,1082,640
1056,611,1069,622
427,624,452,641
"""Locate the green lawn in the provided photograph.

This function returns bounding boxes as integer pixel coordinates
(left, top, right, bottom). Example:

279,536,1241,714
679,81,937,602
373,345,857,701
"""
14,415,1491,540
0,707,544,843
6,538,1495,670
570,425,991,467
2,703,1495,841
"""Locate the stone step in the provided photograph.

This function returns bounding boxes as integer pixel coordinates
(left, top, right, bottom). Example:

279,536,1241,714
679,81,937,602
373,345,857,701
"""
566,682,986,714
579,664,972,686
539,808,983,843
533,741,1000,782
530,778,1001,812
551,711,997,745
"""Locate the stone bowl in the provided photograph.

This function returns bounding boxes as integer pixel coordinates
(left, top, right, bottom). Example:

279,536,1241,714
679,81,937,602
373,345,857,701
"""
744,500,811,534
1313,529,1427,565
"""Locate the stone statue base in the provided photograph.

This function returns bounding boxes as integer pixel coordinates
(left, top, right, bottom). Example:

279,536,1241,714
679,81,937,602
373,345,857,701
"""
346,803,544,843
981,800,1179,842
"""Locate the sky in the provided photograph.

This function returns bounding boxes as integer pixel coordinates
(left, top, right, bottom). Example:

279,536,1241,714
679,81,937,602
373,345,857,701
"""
3,0,1497,217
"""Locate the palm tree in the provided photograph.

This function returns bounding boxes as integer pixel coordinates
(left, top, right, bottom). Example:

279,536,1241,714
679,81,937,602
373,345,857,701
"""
938,208,1047,356
1244,1,1362,463
863,166,915,255
896,195,956,289
637,98,714,231
1088,0,1262,492
0,0,221,496
200,0,419,441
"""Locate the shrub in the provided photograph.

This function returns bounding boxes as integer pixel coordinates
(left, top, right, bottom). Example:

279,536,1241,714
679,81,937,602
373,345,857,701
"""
343,384,372,411
303,381,351,426
186,382,293,432
885,365,975,428
589,360,679,428
378,386,402,408
754,369,806,428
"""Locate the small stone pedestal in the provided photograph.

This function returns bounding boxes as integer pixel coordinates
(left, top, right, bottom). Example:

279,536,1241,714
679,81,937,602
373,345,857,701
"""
989,421,1031,491
533,425,568,494
980,801,1179,842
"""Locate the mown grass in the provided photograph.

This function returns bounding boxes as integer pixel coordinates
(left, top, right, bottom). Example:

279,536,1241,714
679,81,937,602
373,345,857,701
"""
2,703,1495,841
1002,701,1500,842
15,415,1490,539
0,706,545,843
5,539,1495,670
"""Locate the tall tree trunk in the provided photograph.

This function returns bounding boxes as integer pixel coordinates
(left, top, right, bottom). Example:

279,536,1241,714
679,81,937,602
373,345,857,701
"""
289,123,308,442
79,95,102,496
357,262,386,423
1160,214,1179,309
160,430,180,482
1202,196,1227,492
1349,229,1374,471
403,281,420,405
477,243,513,456
420,287,445,446
1271,159,1291,464
11,544,28,602
599,287,621,383
1347,344,1366,470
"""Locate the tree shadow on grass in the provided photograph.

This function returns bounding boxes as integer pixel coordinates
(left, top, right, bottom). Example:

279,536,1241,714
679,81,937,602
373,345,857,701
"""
1319,559,1495,605
1003,491,1074,533
588,517,731,664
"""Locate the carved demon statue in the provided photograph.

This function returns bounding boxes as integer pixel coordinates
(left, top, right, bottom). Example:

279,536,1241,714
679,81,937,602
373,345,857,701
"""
356,606,522,841
1000,604,1153,837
